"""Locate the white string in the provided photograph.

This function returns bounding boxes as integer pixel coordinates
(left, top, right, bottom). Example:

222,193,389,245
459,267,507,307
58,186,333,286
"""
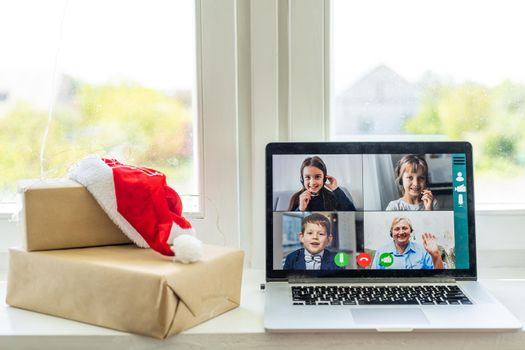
32,1,225,251
203,195,227,246
39,0,69,179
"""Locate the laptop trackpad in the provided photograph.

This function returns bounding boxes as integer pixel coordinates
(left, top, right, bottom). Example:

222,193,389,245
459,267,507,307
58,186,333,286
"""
352,308,429,326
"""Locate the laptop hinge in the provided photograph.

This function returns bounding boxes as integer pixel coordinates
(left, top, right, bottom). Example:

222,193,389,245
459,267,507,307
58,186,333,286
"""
287,276,457,284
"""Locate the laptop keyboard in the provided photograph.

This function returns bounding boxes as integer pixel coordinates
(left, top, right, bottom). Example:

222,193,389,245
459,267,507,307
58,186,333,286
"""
291,285,472,305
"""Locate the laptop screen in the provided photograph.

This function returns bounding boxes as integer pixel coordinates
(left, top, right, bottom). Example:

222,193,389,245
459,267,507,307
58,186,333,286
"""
266,142,476,280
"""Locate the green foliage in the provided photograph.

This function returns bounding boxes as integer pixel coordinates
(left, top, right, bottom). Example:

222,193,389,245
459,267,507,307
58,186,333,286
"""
0,102,57,192
438,84,490,139
72,81,193,166
406,83,490,139
405,77,525,178
482,132,516,159
405,93,442,134
0,80,194,199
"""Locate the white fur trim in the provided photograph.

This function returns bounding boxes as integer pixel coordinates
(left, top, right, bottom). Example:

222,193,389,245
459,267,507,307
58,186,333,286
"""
172,234,203,263
68,156,150,248
167,224,196,245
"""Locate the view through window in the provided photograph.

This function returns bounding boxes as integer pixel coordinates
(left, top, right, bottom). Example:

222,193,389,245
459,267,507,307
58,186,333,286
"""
0,0,198,211
331,0,525,206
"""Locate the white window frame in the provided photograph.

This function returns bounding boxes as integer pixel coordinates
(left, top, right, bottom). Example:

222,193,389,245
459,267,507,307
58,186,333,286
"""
0,0,244,255
3,0,523,270
329,0,524,250
191,0,241,248
248,0,331,267
248,0,525,267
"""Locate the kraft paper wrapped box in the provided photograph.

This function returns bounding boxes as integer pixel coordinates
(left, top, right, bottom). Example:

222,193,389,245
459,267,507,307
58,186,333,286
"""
7,244,244,339
18,179,131,251
10,179,245,338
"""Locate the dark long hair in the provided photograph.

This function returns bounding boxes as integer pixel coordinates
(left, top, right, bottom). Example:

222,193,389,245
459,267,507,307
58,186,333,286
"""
287,156,336,211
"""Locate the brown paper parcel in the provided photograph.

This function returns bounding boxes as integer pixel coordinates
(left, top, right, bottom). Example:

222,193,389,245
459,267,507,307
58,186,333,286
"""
7,244,244,339
19,179,131,251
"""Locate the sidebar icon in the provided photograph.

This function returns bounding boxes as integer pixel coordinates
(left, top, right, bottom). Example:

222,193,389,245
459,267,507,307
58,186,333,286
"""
452,154,469,268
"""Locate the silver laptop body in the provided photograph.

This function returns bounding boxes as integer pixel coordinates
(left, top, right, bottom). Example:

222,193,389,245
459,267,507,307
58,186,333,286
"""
264,142,521,332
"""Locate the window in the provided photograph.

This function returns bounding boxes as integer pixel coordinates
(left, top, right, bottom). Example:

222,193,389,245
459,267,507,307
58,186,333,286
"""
0,0,199,211
331,0,525,207
1,0,242,265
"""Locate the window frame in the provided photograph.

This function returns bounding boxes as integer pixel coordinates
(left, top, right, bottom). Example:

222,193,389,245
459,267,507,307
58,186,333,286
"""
0,0,243,252
248,0,525,267
2,0,523,269
325,0,524,252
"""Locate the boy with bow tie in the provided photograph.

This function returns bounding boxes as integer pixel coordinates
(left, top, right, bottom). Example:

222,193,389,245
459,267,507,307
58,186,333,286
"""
283,213,343,270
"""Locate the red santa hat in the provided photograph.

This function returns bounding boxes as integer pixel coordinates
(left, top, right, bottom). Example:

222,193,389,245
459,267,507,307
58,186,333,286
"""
68,156,202,263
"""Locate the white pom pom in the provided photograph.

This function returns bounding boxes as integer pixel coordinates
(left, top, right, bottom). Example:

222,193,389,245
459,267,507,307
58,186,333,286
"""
172,234,203,263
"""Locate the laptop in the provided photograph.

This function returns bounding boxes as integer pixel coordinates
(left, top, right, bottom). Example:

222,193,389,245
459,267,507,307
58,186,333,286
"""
264,141,521,332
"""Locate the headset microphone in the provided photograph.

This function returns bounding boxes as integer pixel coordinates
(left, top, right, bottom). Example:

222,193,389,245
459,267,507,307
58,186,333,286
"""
390,224,414,238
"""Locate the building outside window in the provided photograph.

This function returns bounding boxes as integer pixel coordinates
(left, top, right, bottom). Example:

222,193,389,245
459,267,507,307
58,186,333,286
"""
332,0,525,208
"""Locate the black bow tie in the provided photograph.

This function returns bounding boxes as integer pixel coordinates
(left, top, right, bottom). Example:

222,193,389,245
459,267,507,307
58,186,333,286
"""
305,255,322,263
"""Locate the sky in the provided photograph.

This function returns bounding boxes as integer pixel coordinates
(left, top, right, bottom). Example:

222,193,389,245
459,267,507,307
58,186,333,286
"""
0,0,196,95
2,0,525,97
332,0,525,94
1,1,523,204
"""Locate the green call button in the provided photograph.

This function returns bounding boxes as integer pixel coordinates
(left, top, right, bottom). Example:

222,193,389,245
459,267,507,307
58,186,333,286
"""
379,252,394,268
334,252,349,268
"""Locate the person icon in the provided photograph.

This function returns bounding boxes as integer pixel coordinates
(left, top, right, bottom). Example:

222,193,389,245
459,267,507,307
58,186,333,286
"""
456,172,464,182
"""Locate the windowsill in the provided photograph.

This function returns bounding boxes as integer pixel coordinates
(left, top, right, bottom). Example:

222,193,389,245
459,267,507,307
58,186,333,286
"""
475,203,525,215
2,203,525,219
1,265,525,349
0,203,17,220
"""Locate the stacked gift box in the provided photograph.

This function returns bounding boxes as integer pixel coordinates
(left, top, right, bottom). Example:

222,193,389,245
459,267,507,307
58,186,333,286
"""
6,179,244,339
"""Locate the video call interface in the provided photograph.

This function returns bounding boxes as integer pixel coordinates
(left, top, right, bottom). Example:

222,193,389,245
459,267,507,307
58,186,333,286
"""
271,153,469,271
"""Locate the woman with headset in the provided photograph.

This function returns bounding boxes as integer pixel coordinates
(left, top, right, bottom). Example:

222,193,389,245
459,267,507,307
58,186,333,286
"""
287,156,356,212
371,217,445,270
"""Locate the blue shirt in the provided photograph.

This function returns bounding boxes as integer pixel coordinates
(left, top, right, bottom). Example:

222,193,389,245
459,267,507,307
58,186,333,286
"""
371,241,435,270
